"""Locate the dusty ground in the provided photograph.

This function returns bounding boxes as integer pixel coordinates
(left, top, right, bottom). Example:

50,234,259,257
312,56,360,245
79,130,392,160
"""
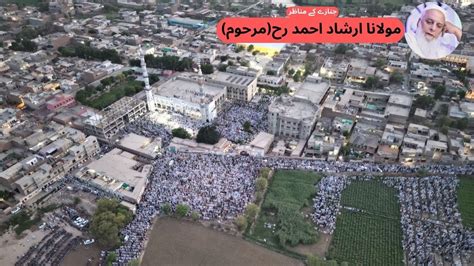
0,228,47,266
288,233,332,258
61,242,102,266
142,217,303,266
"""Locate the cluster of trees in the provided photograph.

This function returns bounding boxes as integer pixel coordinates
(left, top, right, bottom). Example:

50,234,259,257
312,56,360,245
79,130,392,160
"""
293,70,303,82
90,199,133,248
196,125,221,145
235,45,245,53
412,95,435,110
389,71,403,84
58,44,121,64
374,58,387,69
75,72,144,110
10,39,37,52
171,127,191,139
437,116,469,133
234,203,260,232
131,55,194,72
335,44,349,55
0,190,14,201
363,76,382,90
9,27,45,52
201,64,214,74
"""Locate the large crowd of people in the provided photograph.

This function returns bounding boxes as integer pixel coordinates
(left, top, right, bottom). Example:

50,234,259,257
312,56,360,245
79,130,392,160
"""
212,100,270,144
123,116,173,147
311,175,348,234
108,150,474,264
111,152,263,264
384,176,474,265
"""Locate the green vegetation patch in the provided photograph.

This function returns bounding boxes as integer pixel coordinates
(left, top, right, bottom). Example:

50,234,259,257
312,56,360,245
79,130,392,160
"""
251,170,321,249
90,199,133,249
329,180,403,265
75,72,144,110
458,176,474,229
328,210,404,265
341,180,400,218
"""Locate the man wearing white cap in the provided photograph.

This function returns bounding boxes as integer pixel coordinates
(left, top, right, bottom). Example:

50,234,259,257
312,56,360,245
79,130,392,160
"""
405,2,462,59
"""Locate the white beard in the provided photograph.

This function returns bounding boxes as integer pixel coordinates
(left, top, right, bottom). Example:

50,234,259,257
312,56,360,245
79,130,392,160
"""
414,24,444,59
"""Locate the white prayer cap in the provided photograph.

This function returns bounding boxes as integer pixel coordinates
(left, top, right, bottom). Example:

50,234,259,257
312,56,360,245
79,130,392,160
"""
423,2,448,20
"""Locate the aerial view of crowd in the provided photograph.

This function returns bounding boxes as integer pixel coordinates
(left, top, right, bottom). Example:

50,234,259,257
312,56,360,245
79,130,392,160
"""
212,99,270,144
109,150,474,264
112,152,263,263
384,176,474,265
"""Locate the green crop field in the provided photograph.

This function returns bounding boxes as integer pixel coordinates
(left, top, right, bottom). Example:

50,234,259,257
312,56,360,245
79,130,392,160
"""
328,180,404,265
458,176,474,229
341,180,400,217
328,210,403,265
251,170,321,251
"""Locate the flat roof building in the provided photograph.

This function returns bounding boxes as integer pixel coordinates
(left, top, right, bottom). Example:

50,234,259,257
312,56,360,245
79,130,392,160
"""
153,75,226,122
76,148,152,204
117,133,162,159
268,95,318,140
209,71,258,102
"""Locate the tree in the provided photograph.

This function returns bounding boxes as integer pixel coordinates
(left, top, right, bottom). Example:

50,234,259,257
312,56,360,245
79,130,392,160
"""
220,55,228,62
389,71,403,84
217,64,228,72
161,203,172,215
374,58,387,69
235,45,245,53
247,44,254,52
73,197,81,206
334,44,348,54
364,76,380,90
288,68,295,76
106,252,117,266
244,203,259,222
172,128,191,139
434,85,446,100
252,50,259,56
413,95,435,110
243,121,252,133
255,191,264,204
455,118,468,131
260,168,271,179
90,199,133,249
201,64,214,74
234,215,248,231
196,125,221,144
255,177,268,192
293,70,302,82
149,74,160,85
175,204,189,218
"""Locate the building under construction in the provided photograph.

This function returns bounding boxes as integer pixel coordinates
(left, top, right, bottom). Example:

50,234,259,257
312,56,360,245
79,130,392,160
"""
84,97,146,141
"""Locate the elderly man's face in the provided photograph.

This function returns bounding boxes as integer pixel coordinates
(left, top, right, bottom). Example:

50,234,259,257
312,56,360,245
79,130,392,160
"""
420,9,445,41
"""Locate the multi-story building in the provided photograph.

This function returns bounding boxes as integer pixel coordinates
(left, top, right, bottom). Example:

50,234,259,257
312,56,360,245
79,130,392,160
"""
84,97,147,141
0,126,100,203
320,58,349,83
268,95,318,140
208,71,257,102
